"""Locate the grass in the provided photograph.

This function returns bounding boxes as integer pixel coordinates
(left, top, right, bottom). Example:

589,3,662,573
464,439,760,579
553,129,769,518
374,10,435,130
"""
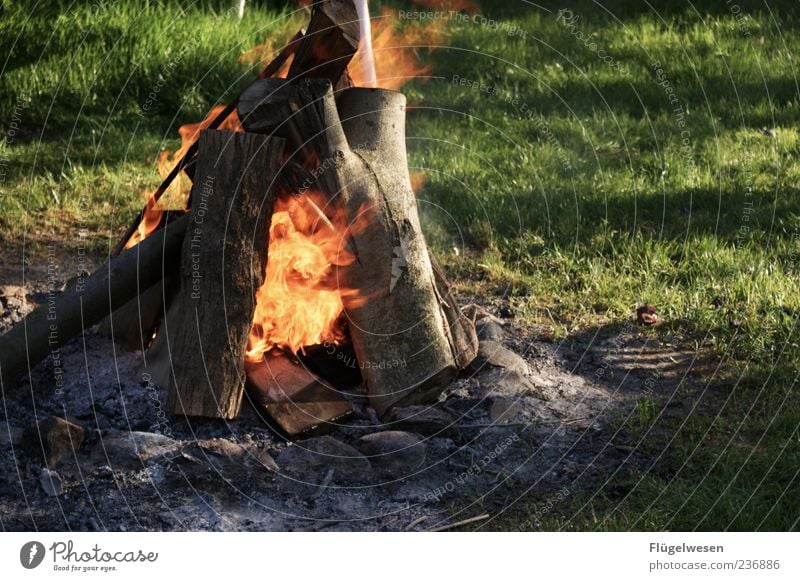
2,0,799,530
0,0,298,249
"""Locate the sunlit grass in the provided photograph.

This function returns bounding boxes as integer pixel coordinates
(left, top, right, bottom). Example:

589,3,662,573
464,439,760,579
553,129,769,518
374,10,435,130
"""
1,0,798,530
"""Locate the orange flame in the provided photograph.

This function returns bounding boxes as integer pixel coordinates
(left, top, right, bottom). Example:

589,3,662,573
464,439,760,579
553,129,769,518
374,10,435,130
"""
125,105,242,249
123,191,163,250
349,1,479,90
410,170,428,194
246,192,361,361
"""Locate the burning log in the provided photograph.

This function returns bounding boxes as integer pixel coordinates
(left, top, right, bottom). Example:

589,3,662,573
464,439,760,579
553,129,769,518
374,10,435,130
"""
287,0,360,89
115,0,361,257
163,130,285,419
250,80,476,415
0,215,188,389
334,87,478,415
2,0,477,428
245,353,353,437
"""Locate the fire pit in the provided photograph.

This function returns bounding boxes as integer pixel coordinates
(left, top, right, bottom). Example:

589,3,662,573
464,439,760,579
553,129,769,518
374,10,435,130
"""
0,0,477,437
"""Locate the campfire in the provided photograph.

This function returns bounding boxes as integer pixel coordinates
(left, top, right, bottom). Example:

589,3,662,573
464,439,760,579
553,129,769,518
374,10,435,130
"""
0,0,478,437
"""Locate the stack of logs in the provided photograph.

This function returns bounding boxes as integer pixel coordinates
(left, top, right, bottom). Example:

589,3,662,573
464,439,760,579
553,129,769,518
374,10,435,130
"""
0,0,477,430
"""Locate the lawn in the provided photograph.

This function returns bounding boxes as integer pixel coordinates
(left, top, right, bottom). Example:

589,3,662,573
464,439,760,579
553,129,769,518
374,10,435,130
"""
1,0,798,530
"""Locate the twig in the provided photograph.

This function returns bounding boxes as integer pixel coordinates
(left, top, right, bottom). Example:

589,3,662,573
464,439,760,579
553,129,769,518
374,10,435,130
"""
405,515,429,531
310,467,335,499
303,195,335,233
428,513,490,532
458,423,530,429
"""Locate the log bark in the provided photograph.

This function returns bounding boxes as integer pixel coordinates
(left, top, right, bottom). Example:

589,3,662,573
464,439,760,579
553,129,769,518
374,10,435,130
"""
96,276,178,351
164,130,285,419
277,82,477,415
334,87,477,415
287,0,359,89
0,215,188,389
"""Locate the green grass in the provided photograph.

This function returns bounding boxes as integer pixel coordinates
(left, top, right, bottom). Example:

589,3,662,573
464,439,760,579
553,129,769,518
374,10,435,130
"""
0,0,296,248
2,0,799,530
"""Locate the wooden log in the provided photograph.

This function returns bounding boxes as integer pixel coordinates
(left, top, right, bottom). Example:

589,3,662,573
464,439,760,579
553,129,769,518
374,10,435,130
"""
236,78,343,173
277,81,477,415
164,130,285,419
96,276,178,352
0,215,188,390
244,353,353,438
287,0,359,89
112,30,304,256
117,0,358,255
334,87,477,415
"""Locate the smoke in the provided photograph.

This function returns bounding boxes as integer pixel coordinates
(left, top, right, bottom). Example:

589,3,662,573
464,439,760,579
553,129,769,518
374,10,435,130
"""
354,0,377,87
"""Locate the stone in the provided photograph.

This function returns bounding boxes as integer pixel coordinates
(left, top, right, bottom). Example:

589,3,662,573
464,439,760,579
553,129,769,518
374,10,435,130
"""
469,341,529,375
180,438,278,480
90,431,181,469
489,398,524,424
0,421,24,448
276,436,372,486
461,303,501,323
39,468,63,497
384,405,460,438
476,319,506,342
474,368,536,398
0,285,27,308
358,431,426,479
22,416,85,467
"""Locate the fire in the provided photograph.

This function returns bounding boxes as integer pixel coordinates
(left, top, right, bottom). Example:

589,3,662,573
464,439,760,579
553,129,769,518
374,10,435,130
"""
124,105,242,250
348,1,479,90
129,0,472,354
123,190,163,249
246,192,360,361
239,11,305,78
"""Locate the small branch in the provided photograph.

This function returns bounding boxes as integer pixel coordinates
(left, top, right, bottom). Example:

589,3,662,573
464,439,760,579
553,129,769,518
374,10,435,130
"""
428,513,490,532
303,195,335,233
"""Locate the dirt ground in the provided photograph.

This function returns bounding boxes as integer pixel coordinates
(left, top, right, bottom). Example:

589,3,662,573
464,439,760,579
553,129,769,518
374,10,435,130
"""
0,249,717,531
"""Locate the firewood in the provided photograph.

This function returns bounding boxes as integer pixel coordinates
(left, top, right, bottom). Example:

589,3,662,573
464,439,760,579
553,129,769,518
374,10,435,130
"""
244,354,353,438
236,77,342,170
0,215,188,389
164,130,285,419
112,30,304,256
96,276,178,352
116,1,359,254
287,0,360,89
277,81,477,415
335,87,478,415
